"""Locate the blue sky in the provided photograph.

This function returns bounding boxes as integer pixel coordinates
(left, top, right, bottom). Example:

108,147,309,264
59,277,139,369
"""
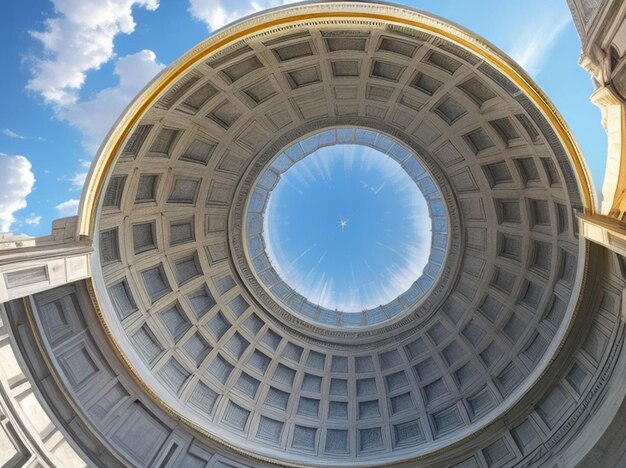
264,144,431,311
1,0,605,238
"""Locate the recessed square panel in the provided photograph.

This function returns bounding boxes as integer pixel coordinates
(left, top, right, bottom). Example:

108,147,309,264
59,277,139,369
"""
377,36,419,57
159,303,191,342
207,100,242,129
424,50,462,74
243,78,277,104
324,36,367,52
410,72,443,95
103,176,126,207
133,221,157,254
135,174,159,203
180,139,215,165
173,254,201,285
100,228,120,264
167,178,200,204
180,82,218,113
169,217,195,246
370,60,405,81
222,55,263,82
141,264,171,303
463,128,495,154
109,279,138,321
272,41,314,61
148,127,180,157
458,77,497,105
331,60,360,77
122,124,152,157
285,65,322,88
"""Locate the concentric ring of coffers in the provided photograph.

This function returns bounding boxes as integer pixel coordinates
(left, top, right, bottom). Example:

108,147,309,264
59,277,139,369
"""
89,2,589,464
245,126,447,328
230,116,463,342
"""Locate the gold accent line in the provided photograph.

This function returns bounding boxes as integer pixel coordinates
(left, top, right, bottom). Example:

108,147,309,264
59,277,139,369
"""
78,6,595,239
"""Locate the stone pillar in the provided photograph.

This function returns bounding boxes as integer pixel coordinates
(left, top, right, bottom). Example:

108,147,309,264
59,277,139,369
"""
568,1,626,251
592,86,626,216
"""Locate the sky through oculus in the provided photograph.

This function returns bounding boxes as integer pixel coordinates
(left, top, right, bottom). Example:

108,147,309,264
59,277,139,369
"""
264,143,432,312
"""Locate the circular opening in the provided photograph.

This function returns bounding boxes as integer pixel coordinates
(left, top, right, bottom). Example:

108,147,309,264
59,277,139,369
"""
246,128,448,327
264,144,431,311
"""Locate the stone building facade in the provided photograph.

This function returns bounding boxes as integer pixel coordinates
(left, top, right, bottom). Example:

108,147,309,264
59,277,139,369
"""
0,1,625,466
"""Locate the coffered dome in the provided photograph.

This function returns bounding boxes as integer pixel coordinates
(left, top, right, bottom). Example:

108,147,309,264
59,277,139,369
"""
71,2,595,466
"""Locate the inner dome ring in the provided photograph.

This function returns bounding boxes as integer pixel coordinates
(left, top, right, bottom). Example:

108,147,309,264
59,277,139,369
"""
244,127,448,328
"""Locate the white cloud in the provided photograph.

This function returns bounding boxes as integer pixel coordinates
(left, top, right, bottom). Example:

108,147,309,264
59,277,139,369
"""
2,129,45,141
69,172,88,189
25,214,42,225
55,198,80,217
507,2,572,76
65,160,91,190
27,2,165,194
0,154,36,232
27,0,159,106
2,129,25,140
188,0,298,31
58,50,165,155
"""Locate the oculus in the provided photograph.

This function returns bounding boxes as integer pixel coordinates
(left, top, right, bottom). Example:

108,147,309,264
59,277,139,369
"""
245,127,449,327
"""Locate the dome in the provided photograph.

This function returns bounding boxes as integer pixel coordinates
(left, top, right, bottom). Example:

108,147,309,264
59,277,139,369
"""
85,2,590,464
7,2,626,468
